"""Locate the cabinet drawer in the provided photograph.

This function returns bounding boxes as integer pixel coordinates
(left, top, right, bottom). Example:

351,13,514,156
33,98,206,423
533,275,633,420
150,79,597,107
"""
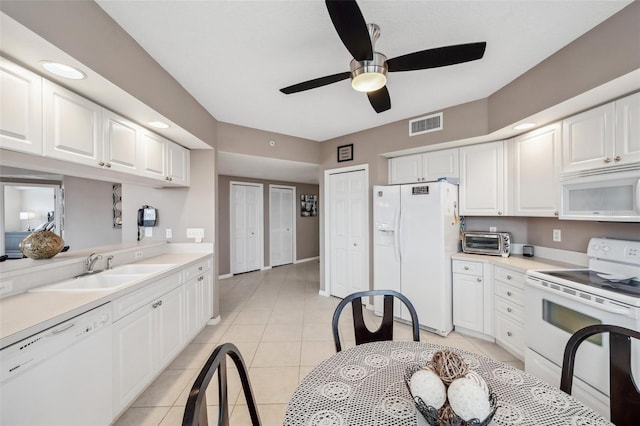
184,258,212,281
113,273,181,321
494,281,524,306
452,260,483,276
495,296,524,324
495,314,524,360
494,267,525,288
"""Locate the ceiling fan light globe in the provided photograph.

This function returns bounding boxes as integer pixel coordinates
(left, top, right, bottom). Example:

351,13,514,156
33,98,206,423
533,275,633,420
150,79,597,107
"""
351,72,387,92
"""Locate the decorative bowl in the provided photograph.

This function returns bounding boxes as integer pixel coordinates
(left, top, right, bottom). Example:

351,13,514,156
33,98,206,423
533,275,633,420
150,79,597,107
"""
405,364,498,426
19,231,64,259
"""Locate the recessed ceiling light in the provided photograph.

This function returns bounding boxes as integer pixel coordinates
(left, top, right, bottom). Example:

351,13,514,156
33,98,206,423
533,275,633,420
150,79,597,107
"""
40,61,86,80
513,122,536,130
148,121,170,129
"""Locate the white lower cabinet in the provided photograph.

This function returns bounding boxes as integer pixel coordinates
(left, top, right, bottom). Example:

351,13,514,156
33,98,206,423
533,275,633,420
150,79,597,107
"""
452,259,493,339
112,275,184,417
184,258,213,341
493,266,526,360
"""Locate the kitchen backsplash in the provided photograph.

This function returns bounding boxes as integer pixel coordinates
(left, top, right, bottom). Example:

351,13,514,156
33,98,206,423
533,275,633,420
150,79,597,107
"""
464,217,638,253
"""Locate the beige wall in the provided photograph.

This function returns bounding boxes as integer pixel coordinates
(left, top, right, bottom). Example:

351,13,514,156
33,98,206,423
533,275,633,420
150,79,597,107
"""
0,0,218,148
62,176,122,250
121,150,216,245
217,175,319,276
217,122,320,164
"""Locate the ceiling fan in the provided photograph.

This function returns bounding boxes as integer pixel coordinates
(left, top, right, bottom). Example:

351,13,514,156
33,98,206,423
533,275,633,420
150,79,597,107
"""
280,0,487,113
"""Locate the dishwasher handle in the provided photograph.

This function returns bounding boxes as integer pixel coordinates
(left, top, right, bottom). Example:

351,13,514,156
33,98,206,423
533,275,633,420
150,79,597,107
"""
51,323,75,335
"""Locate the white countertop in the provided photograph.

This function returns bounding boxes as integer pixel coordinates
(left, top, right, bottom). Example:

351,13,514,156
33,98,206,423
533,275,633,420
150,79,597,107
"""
451,252,584,272
0,250,212,349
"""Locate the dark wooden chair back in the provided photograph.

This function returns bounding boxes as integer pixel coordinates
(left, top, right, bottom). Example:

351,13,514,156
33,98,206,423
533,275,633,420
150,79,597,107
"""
560,324,640,426
332,289,420,352
182,342,261,426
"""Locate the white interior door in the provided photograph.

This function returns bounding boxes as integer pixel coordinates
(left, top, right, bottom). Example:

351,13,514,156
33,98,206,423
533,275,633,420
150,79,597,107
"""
269,185,295,267
327,168,368,298
230,182,263,274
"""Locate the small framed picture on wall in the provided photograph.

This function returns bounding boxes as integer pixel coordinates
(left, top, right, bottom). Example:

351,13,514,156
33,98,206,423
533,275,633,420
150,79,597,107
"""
337,144,353,162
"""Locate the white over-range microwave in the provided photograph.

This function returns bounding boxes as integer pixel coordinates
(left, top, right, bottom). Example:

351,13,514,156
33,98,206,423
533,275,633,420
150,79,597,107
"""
560,168,640,222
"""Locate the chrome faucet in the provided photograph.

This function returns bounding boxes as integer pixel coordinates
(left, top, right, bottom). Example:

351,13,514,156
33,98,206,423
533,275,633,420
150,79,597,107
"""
86,252,102,273
106,255,114,270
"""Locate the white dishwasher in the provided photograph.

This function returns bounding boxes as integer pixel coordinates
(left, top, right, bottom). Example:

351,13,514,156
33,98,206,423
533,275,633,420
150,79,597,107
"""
1,303,113,426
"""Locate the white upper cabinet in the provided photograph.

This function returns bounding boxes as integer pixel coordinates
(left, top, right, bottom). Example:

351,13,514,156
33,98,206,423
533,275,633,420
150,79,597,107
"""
103,110,140,174
389,148,459,184
43,80,102,165
389,154,422,184
614,92,640,165
140,131,167,181
459,141,507,216
167,141,190,186
562,93,640,173
510,123,562,217
0,58,43,155
141,131,190,185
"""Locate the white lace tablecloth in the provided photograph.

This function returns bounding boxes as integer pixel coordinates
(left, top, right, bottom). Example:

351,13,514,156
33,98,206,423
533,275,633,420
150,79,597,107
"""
283,341,611,426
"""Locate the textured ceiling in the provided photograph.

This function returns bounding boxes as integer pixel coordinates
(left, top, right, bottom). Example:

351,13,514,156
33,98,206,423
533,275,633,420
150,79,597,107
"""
96,1,631,142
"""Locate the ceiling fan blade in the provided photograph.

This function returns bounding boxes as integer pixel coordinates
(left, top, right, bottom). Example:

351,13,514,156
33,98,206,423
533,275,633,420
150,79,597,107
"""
325,0,373,61
367,86,391,113
280,72,351,94
387,42,487,72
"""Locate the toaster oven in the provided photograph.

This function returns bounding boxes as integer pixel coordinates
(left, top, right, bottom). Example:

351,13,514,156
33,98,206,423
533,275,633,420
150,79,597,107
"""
462,232,511,257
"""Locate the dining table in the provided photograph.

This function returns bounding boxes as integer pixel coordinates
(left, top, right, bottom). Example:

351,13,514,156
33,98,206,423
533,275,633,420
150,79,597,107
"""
283,341,611,426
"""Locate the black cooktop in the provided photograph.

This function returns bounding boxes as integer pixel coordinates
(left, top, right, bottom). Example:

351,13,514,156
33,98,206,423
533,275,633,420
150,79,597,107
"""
545,270,640,297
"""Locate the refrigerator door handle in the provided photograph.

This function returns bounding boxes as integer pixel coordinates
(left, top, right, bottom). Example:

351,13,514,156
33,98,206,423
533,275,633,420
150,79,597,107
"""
395,208,402,261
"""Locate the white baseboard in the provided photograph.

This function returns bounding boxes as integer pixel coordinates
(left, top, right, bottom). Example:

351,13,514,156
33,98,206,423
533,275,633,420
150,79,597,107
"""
206,315,221,325
295,256,319,264
318,289,330,297
261,266,272,271
218,273,233,280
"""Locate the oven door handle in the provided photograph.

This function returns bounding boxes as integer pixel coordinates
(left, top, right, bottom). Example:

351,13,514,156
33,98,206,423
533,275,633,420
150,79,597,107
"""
526,280,633,316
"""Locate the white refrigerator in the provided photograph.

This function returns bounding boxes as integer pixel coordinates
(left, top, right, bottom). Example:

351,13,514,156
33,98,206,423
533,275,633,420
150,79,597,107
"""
373,181,460,336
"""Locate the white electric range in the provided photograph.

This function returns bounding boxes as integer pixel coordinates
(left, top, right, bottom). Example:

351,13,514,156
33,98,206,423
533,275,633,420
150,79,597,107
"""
524,237,640,419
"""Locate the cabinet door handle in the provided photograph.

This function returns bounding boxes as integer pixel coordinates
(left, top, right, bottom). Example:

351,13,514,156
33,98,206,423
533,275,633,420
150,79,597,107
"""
506,291,512,296
152,302,159,308
507,331,513,337
554,211,559,216
198,266,203,271
507,307,512,313
604,157,611,163
98,161,105,167
506,275,512,280
614,155,621,162
476,278,482,283
498,211,503,215
464,266,469,270
105,162,111,168
198,276,204,281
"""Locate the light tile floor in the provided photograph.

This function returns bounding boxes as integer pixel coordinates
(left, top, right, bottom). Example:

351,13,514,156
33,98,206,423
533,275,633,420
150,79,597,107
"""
114,260,523,426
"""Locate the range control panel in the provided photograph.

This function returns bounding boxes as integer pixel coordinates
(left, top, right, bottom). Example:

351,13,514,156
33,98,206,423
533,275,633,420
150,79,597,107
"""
587,238,640,264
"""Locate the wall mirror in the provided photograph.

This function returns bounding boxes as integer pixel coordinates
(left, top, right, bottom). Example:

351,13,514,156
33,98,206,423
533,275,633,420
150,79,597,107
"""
1,167,63,259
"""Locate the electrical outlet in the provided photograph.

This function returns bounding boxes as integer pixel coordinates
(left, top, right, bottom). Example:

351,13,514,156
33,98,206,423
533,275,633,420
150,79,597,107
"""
553,229,562,242
186,228,205,239
166,228,172,239
489,226,497,232
134,250,143,259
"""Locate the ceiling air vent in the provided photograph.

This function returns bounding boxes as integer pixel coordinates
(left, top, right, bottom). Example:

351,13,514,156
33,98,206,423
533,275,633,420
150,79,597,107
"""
409,112,443,136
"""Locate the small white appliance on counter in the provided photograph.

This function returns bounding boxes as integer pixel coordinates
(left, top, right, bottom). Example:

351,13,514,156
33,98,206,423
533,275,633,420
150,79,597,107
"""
525,238,640,419
373,181,460,336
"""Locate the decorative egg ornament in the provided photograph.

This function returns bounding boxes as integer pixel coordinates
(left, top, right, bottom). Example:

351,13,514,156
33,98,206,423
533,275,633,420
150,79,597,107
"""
464,370,489,398
447,376,492,421
409,368,447,409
